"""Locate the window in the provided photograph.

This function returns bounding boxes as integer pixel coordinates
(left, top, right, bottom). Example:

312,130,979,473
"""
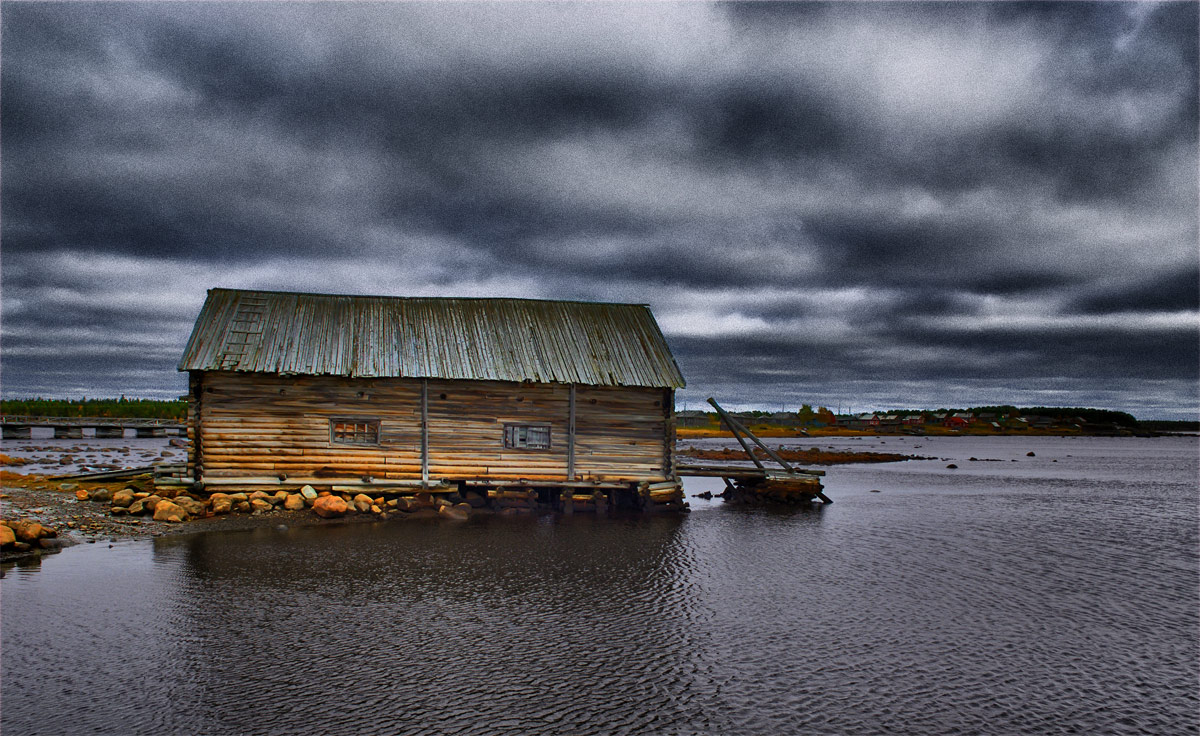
330,418,380,446
504,423,551,449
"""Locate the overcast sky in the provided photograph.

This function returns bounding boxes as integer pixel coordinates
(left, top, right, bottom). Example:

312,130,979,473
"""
2,2,1197,418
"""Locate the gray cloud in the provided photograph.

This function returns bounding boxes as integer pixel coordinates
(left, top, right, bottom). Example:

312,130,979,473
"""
2,2,1196,417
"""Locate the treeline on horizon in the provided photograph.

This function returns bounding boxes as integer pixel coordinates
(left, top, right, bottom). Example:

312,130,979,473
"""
708,405,1155,427
1,397,186,420
1,397,1190,430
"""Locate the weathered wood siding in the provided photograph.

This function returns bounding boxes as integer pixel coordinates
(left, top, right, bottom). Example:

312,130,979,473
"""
191,371,670,483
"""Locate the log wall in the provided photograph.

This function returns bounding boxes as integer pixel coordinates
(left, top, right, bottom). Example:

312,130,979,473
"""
190,372,671,483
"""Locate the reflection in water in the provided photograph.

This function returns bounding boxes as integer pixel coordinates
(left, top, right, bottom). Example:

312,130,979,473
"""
152,514,712,735
3,437,1198,735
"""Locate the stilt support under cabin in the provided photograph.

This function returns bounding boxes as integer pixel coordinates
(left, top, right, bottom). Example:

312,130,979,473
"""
155,473,689,515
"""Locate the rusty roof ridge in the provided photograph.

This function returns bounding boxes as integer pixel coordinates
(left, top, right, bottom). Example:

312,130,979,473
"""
206,287,652,308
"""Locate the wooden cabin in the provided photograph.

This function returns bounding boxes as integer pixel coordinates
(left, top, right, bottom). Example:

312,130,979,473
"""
177,289,687,508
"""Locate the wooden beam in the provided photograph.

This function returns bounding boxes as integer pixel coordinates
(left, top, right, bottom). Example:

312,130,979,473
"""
707,397,796,473
567,384,576,481
705,397,764,470
420,379,429,487
193,371,205,481
723,414,797,473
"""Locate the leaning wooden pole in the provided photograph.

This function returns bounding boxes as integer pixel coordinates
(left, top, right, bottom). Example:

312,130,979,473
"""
721,413,797,473
706,398,765,470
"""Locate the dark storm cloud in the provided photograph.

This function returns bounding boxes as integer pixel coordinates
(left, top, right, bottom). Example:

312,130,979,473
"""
1,2,1196,417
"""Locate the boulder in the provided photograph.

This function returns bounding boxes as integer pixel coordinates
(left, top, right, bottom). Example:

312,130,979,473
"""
153,500,187,523
313,495,348,518
173,496,206,516
250,498,273,513
58,482,79,492
272,491,289,507
111,489,135,508
14,521,47,542
438,504,469,521
228,492,249,503
415,492,434,508
74,489,90,501
39,537,67,550
299,485,318,500
133,492,150,499
464,490,487,508
395,497,417,512
128,499,147,515
234,501,251,513
142,495,163,512
210,495,233,515
110,506,128,516
0,525,15,546
90,488,113,503
283,493,305,511
249,491,271,503
353,494,373,513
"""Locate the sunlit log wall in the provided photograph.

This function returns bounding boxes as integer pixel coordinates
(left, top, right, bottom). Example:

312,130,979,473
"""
188,371,672,483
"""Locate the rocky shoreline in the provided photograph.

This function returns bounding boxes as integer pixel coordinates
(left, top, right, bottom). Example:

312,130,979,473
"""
0,472,497,563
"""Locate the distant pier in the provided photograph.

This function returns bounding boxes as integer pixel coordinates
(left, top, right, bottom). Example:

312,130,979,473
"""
1,416,185,440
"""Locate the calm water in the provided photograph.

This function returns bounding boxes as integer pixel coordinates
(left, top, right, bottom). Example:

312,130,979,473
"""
3,436,1197,735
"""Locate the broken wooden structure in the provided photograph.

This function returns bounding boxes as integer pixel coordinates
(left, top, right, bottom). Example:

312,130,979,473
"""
676,398,831,505
169,288,688,512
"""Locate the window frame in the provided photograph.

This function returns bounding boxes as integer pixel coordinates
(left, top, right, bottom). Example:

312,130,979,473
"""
503,422,552,450
329,417,382,447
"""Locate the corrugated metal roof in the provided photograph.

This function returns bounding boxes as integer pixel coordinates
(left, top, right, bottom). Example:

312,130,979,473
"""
178,288,685,388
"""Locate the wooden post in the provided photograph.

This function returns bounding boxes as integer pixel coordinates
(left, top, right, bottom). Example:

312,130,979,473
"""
567,384,576,481
420,379,429,488
722,477,738,496
665,388,676,479
192,372,204,481
706,398,765,470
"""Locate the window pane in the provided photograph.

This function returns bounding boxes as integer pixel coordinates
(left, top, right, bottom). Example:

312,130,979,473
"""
504,423,550,449
331,419,379,445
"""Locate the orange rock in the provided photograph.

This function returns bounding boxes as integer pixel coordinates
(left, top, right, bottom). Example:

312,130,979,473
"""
152,500,187,523
74,489,90,501
313,495,347,518
283,493,305,511
0,525,15,546
14,521,46,542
